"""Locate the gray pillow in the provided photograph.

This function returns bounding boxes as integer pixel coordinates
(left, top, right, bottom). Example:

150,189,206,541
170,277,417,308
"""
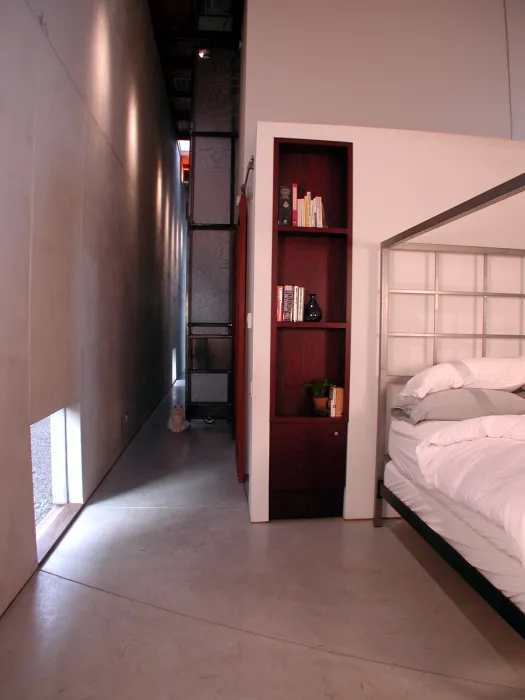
391,388,525,425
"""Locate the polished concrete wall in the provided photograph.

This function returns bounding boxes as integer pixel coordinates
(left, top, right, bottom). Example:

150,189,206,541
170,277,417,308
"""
0,0,183,613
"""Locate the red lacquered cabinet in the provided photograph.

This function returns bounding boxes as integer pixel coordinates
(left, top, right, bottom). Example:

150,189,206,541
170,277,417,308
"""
269,139,352,519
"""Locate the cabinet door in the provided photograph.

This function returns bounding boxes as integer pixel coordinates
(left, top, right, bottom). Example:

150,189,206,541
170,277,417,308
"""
270,422,347,491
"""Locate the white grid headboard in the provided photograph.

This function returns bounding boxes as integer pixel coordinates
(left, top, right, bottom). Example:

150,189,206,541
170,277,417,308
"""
375,243,525,521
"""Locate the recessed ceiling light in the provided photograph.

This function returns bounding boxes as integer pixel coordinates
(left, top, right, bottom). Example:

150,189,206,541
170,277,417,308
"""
198,48,210,59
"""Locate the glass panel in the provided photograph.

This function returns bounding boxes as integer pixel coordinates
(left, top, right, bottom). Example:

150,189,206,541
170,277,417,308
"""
436,338,482,363
193,48,239,132
190,373,229,403
437,296,483,334
486,256,525,294
485,339,523,357
438,254,483,292
389,294,433,334
192,137,232,225
389,251,434,290
190,338,207,370
207,337,232,370
190,229,231,323
190,325,229,335
387,337,433,376
486,297,525,335
190,337,232,370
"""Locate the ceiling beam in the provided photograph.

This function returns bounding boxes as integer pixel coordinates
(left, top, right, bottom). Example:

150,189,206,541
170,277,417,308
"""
170,89,191,98
160,56,194,71
172,109,192,121
157,32,239,47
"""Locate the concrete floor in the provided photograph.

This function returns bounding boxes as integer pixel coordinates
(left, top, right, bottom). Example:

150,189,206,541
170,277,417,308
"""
1,390,525,698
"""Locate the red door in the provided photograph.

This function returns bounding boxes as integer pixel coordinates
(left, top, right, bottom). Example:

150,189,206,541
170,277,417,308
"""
233,194,247,482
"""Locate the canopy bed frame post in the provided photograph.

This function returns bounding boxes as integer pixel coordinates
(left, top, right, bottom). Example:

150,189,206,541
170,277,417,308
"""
373,247,390,526
482,254,488,358
433,252,439,366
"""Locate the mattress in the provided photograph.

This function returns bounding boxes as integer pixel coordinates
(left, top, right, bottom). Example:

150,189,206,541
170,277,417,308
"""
388,419,455,483
388,419,523,561
385,420,525,612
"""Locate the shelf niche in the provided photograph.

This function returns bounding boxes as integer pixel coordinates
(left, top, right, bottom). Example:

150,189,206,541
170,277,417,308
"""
270,138,353,520
278,234,347,323
278,141,349,229
275,327,346,418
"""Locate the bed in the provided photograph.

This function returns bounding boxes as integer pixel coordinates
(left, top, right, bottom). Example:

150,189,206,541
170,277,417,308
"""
374,172,525,638
386,419,525,613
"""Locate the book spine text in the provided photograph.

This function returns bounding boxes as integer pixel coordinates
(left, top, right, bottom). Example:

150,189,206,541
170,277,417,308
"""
292,183,298,227
276,285,283,322
278,185,292,226
283,285,294,322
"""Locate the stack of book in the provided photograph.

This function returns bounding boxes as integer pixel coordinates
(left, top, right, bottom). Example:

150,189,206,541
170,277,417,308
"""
279,184,326,228
329,386,344,417
276,285,305,322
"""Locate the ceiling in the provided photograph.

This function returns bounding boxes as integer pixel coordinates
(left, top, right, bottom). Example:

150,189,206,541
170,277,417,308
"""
147,0,244,139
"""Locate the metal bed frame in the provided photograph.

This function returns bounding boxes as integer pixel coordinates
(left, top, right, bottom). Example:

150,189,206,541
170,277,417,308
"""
373,172,525,639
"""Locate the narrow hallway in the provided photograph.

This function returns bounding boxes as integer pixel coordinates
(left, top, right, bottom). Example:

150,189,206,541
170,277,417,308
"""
1,389,525,698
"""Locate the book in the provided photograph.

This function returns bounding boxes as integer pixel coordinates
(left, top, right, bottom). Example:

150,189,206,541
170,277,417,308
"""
292,285,299,322
285,188,325,228
278,185,292,225
306,192,311,227
297,286,304,321
276,285,283,322
283,285,294,322
336,387,344,416
329,386,344,417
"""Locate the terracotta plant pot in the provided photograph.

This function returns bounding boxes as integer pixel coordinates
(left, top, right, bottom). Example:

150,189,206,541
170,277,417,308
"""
313,396,329,413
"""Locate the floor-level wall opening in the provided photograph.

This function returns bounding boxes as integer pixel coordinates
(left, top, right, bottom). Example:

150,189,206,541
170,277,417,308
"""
30,406,83,561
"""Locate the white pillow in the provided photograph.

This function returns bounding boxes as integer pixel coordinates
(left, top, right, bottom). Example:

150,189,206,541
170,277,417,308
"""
399,357,525,399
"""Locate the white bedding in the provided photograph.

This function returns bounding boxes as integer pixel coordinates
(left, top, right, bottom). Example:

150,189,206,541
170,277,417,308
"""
384,461,525,612
416,415,525,566
388,420,455,482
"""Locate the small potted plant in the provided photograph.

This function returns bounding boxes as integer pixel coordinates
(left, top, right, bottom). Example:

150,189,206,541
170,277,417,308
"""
303,378,334,416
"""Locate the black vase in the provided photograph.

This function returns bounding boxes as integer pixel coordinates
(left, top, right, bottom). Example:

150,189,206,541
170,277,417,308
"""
304,293,322,322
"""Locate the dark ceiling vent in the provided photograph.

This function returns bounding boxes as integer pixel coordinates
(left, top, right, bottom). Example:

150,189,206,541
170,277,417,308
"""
173,77,191,93
199,0,233,16
198,0,233,31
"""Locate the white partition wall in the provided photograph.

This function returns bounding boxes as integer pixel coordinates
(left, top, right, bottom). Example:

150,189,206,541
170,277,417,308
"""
247,121,525,523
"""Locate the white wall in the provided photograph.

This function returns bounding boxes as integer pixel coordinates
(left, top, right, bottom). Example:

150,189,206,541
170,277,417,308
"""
240,0,525,490
506,0,525,141
0,0,182,613
241,0,517,173
248,122,525,522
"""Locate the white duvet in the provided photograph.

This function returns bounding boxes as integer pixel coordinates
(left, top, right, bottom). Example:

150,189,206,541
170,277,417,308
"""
416,415,525,565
